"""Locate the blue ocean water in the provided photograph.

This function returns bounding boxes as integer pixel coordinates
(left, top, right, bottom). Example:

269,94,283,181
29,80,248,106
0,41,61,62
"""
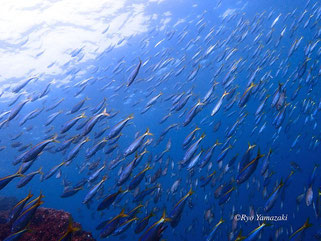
0,0,320,240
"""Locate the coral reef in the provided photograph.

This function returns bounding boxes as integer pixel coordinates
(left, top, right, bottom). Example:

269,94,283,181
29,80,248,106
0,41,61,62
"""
0,196,95,241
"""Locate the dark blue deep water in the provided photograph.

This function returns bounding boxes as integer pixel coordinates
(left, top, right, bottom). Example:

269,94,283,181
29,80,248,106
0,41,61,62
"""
0,0,321,240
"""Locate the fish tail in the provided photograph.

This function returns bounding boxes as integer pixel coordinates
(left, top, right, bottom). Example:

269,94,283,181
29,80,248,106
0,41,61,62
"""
27,190,34,199
16,166,24,177
223,91,229,97
120,208,129,218
161,209,171,223
67,216,80,233
145,128,153,136
145,163,152,171
101,108,110,117
51,134,60,143
38,167,44,175
304,217,313,228
257,147,262,157
188,187,194,196
236,229,246,240
215,139,221,145
80,112,87,118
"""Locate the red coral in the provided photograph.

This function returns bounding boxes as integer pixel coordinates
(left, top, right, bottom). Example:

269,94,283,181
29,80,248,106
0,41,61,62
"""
0,207,95,241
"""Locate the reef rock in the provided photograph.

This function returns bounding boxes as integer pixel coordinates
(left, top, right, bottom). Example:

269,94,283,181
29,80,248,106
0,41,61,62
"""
0,202,95,241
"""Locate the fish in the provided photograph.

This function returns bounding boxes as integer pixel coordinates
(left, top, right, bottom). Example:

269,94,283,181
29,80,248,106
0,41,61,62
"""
243,222,271,241
82,108,110,136
139,210,171,241
100,209,128,238
199,170,216,187
65,137,90,165
17,167,43,188
124,128,153,157
181,133,205,166
128,164,152,190
206,218,224,241
264,180,284,212
11,193,44,233
0,169,23,190
211,91,229,116
6,98,31,123
61,113,86,134
107,114,133,139
127,59,142,87
8,192,33,224
200,140,221,168
70,97,89,114
97,188,124,211
289,217,312,239
12,77,37,93
169,188,193,227
135,212,155,234
112,217,139,236
237,148,264,184
183,126,200,148
83,176,107,204
86,138,107,158
42,162,65,180
183,100,205,126
238,83,256,107
3,229,29,241
21,134,59,163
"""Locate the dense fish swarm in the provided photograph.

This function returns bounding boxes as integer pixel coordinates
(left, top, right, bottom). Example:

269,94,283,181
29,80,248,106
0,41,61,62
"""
0,0,321,240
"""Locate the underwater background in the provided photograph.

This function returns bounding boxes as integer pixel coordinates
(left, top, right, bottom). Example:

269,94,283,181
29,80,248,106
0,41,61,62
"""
0,0,320,240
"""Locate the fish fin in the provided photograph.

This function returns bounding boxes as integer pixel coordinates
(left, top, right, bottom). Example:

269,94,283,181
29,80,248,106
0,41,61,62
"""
304,217,313,228
101,108,110,117
188,187,194,196
80,112,87,118
215,139,221,145
236,229,246,240
161,209,171,223
257,148,264,158
38,167,44,175
51,134,60,143
145,128,153,136
67,216,80,233
222,91,229,97
119,208,129,218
